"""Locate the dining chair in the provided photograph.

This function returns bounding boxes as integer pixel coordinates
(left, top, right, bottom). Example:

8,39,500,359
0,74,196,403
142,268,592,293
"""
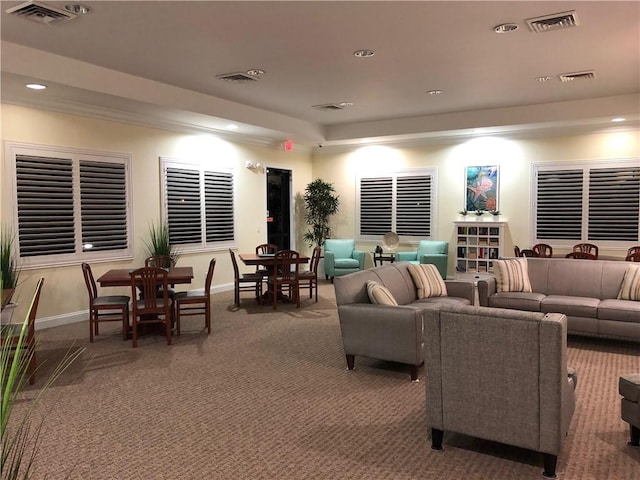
145,255,176,298
229,249,264,308
532,243,553,257
81,263,130,342
271,249,301,309
174,258,216,335
573,243,599,259
129,267,173,347
298,246,321,302
4,277,44,385
513,245,522,257
565,251,597,260
255,243,278,277
625,246,640,262
520,249,538,257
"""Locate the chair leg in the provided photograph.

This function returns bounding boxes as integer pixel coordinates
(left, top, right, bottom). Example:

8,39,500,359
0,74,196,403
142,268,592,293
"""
176,303,181,336
346,354,355,370
431,428,444,451
542,454,557,478
122,306,129,341
89,310,94,343
629,425,640,447
234,283,240,308
132,317,138,348
205,300,211,334
166,315,172,345
314,280,318,302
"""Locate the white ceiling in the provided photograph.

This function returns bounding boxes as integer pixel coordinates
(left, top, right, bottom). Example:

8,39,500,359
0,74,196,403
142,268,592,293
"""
1,1,639,148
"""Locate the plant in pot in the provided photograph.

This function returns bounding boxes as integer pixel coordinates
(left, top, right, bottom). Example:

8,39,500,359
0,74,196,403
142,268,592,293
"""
302,179,340,248
142,221,180,266
1,225,20,311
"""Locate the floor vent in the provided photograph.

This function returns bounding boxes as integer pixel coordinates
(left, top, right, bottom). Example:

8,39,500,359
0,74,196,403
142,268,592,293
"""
216,72,258,83
5,1,76,24
559,70,596,82
526,10,579,33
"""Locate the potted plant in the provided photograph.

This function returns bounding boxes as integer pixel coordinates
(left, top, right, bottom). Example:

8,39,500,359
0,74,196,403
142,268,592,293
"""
489,210,501,219
1,225,19,310
143,221,180,265
302,179,340,248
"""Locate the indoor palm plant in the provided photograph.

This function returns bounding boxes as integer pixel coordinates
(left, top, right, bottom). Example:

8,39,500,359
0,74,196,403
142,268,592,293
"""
1,225,20,307
302,179,340,248
142,221,180,265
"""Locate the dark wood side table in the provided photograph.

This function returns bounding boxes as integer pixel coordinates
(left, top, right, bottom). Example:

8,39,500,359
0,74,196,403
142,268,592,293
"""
373,252,395,267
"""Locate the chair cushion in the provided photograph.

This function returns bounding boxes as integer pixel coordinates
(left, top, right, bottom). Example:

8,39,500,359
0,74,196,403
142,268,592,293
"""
174,289,206,299
493,258,532,293
334,258,360,269
407,263,447,298
367,281,398,305
94,295,130,306
617,264,640,301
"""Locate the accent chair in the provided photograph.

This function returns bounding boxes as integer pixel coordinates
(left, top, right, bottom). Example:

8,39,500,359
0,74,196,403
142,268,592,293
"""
323,239,365,282
395,240,449,278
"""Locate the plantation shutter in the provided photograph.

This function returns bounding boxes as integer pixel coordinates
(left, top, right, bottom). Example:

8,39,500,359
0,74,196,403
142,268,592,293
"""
535,169,583,240
16,155,75,257
588,166,640,241
79,160,128,251
205,171,234,242
359,177,393,235
166,167,202,245
396,175,431,237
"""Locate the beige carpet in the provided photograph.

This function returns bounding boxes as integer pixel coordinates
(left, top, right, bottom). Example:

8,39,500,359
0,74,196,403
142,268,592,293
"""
9,281,640,479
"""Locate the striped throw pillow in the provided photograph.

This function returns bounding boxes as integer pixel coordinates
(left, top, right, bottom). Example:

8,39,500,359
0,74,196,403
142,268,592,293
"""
367,281,398,305
407,263,447,298
493,258,532,293
617,264,640,301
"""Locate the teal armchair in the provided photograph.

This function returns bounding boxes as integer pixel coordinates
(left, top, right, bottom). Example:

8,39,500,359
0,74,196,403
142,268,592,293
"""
395,240,449,278
324,239,365,282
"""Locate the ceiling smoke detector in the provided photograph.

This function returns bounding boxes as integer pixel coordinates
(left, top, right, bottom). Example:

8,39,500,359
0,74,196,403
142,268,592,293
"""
558,70,596,82
526,10,579,33
312,102,353,111
5,1,76,24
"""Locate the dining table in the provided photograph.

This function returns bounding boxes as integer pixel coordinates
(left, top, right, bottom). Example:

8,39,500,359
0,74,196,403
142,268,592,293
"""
239,253,309,304
97,266,194,288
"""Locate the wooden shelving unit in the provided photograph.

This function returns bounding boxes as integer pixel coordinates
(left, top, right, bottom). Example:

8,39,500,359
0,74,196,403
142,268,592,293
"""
454,220,505,274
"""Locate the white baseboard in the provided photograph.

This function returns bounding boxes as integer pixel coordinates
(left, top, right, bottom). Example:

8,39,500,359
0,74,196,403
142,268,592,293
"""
34,283,234,330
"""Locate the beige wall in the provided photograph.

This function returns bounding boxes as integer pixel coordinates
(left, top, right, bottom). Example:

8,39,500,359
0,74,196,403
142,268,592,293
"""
1,105,312,323
312,130,640,275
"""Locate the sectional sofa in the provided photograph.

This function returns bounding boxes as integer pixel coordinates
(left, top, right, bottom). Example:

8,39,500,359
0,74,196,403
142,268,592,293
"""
477,257,640,343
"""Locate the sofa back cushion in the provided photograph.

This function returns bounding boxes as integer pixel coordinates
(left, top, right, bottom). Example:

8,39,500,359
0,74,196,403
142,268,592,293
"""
417,240,448,256
324,239,355,259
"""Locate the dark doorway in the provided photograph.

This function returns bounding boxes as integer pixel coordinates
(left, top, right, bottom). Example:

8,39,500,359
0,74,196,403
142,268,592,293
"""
266,168,291,250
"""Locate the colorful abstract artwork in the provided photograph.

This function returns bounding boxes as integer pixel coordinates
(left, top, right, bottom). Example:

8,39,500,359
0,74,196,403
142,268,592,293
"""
465,165,499,212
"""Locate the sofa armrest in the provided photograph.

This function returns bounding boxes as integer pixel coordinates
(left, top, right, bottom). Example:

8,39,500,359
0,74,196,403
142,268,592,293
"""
477,277,496,307
337,303,424,366
444,280,475,304
352,250,366,269
396,251,417,262
324,251,336,276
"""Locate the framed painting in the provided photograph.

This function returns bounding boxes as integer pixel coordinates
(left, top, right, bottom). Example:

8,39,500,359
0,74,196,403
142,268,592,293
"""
465,165,499,212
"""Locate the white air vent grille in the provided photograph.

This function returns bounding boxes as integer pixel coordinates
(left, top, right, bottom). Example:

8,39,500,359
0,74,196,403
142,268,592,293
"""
5,1,76,24
559,70,596,82
526,10,579,33
216,72,258,83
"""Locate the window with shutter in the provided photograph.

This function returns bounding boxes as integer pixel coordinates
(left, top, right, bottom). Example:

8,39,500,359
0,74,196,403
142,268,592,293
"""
7,143,132,267
533,160,639,246
357,169,436,241
161,158,235,252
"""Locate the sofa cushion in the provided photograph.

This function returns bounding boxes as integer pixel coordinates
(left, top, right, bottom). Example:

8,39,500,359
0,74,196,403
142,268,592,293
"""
367,281,398,305
617,264,640,301
619,373,640,402
541,295,600,318
413,296,472,306
598,299,640,323
488,292,545,311
493,258,532,293
407,263,447,298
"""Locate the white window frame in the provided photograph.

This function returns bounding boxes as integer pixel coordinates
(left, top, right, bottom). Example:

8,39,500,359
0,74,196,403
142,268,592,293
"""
5,141,133,268
531,158,640,249
356,168,438,243
160,157,236,254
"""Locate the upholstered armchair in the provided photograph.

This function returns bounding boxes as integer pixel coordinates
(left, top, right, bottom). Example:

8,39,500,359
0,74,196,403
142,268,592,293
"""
324,239,365,282
395,240,449,278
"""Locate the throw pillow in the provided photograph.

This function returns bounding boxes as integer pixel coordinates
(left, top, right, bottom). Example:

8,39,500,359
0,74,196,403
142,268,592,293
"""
367,281,398,305
407,263,447,298
493,258,532,293
617,264,640,301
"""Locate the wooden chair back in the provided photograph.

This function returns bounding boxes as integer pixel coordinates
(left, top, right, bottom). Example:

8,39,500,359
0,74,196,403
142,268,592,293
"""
625,246,640,261
129,267,172,347
572,243,598,259
520,249,538,257
81,262,98,303
565,251,597,260
513,246,522,257
532,243,553,257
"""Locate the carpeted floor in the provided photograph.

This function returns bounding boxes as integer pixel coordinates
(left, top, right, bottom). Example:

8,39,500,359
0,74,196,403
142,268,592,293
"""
9,281,640,479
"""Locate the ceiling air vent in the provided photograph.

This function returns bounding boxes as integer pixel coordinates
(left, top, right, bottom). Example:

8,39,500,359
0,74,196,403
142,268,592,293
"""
526,10,579,33
559,70,596,82
312,102,353,111
5,1,76,24
216,72,258,83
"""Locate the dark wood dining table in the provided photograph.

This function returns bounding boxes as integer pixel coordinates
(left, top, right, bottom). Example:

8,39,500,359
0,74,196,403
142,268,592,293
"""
97,267,194,287
238,253,309,304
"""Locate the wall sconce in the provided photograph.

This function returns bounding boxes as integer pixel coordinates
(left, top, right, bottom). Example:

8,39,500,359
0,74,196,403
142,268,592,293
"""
245,161,262,170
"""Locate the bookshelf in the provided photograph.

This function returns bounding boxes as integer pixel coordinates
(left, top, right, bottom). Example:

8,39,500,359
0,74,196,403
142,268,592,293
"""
454,221,505,274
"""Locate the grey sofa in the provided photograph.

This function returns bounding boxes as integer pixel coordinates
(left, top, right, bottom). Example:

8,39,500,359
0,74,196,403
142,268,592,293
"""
423,303,577,478
334,262,474,381
477,257,640,342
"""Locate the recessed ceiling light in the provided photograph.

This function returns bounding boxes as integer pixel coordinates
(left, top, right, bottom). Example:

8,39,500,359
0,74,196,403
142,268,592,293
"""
246,69,265,77
611,117,626,123
494,23,519,33
64,4,91,14
353,49,375,58
26,83,47,90
426,90,443,95
226,124,239,130
536,76,552,82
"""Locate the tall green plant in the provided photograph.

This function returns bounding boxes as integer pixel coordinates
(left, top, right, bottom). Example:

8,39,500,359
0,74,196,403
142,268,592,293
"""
1,226,19,290
143,222,179,264
303,179,340,247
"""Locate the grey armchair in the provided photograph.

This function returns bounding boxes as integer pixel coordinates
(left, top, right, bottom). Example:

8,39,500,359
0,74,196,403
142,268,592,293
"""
395,240,448,278
619,373,640,447
324,239,365,282
423,304,577,478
